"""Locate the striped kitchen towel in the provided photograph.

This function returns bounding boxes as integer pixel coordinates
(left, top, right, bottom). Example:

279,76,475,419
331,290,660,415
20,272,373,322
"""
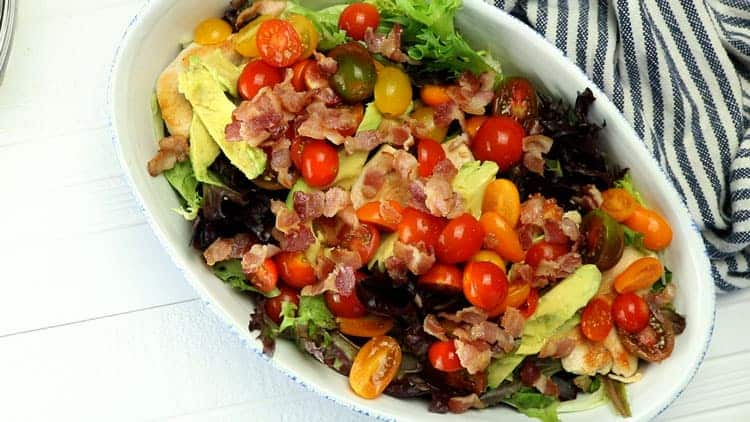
490,0,750,290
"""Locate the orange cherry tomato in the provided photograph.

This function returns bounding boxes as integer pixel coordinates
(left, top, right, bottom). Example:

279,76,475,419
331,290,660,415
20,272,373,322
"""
466,116,488,139
601,188,637,222
338,2,380,41
624,206,673,251
428,340,462,372
264,285,300,324
612,293,650,333
338,315,395,337
417,138,448,177
275,251,316,289
420,85,451,106
349,335,402,399
518,287,539,318
248,258,279,293
436,213,485,264
472,116,525,171
397,207,446,250
237,60,284,101
356,201,404,232
256,19,303,68
481,179,521,227
505,282,532,309
418,263,463,293
581,297,613,342
326,289,367,318
462,261,509,311
479,212,525,263
342,223,381,263
524,241,569,268
470,250,506,273
291,59,314,91
300,139,339,187
614,256,664,293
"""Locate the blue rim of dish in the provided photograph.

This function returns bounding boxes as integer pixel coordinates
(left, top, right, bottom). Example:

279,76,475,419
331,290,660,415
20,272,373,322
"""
106,0,716,420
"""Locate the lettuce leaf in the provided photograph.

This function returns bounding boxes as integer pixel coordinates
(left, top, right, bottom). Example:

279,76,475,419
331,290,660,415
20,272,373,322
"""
614,172,647,206
279,295,337,334
212,259,280,297
502,388,560,422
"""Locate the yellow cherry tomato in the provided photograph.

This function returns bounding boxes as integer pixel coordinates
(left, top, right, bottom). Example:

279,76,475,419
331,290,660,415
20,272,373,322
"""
232,15,273,57
194,18,233,46
411,106,448,142
374,66,412,117
349,336,402,399
287,14,319,59
470,250,506,273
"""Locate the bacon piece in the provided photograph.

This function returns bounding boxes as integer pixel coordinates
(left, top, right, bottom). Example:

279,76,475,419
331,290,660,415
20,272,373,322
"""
393,149,418,180
532,374,560,397
379,200,403,226
362,166,388,199
424,174,463,218
448,394,485,414
393,241,436,275
581,184,604,211
384,256,409,281
241,244,281,274
271,200,300,234
407,180,429,212
447,72,496,115
323,187,351,218
434,102,466,129
270,137,297,188
273,70,312,113
439,307,489,325
337,205,359,228
313,52,337,77
510,263,535,284
297,101,359,145
538,336,577,359
301,265,356,296
534,252,582,287
522,135,554,175
454,340,492,374
440,134,474,171
203,233,256,266
561,214,580,242
226,87,293,145
147,135,189,176
235,0,286,28
424,314,449,341
273,225,315,252
344,124,413,153
501,307,526,338
293,190,325,221
313,255,336,281
363,24,417,64
329,248,363,270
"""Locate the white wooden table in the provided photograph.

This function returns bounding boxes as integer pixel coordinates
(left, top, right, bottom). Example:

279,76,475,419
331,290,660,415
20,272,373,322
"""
1,1,748,421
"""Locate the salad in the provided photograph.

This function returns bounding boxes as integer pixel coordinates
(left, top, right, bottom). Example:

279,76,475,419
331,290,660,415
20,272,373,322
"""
147,0,686,420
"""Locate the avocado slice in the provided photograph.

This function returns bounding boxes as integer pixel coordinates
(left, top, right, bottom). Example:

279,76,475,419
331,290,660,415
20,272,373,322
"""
199,49,242,98
333,150,368,190
188,114,224,186
368,232,398,272
452,160,500,219
357,102,383,132
487,264,602,388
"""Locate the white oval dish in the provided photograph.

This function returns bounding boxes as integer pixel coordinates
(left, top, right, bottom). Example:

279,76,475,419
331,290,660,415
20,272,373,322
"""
109,1,715,420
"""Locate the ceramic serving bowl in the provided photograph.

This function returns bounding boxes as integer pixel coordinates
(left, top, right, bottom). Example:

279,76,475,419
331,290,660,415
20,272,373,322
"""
109,0,715,420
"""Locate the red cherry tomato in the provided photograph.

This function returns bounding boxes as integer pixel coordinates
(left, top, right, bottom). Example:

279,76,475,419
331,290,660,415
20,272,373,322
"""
342,223,381,263
472,116,525,171
612,293,650,333
291,59,313,91
290,137,309,171
436,214,485,264
417,138,447,178
581,298,613,342
237,60,284,101
300,139,339,187
397,207,446,250
462,261,509,311
418,263,463,293
428,340,462,372
248,258,279,293
275,251,316,289
338,2,380,41
264,285,300,324
524,241,569,268
518,287,539,318
326,289,367,318
256,19,302,68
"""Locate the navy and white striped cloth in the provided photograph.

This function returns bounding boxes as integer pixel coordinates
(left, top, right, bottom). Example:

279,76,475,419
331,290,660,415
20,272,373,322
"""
489,0,750,291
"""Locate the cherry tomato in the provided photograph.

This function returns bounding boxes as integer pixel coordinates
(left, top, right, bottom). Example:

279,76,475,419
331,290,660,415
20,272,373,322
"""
349,335,402,399
479,212,525,263
462,261,509,311
340,103,365,137
338,2,380,41
287,14,319,59
418,263,463,293
247,258,278,293
342,223,381,263
492,77,538,122
264,285,300,324
581,210,625,271
300,139,339,187
429,340,462,372
275,251,316,289
466,116,488,139
624,206,673,251
472,116,525,171
329,42,377,103
436,214,485,264
481,179,521,227
374,66,413,117
417,138,447,178
420,85,451,106
397,207,446,250
356,201,403,232
412,107,449,143
194,18,233,46
256,19,303,67
233,15,273,57
614,257,664,294
612,293,650,333
326,289,367,318
525,241,569,268
470,250,506,272
291,59,314,91
338,315,395,338
581,298,613,342
290,136,309,170
237,60,284,101
518,287,539,318
505,282,531,309
601,188,637,222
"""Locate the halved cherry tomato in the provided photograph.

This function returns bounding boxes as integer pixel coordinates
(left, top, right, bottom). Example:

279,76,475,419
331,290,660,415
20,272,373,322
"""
481,179,521,227
290,136,309,170
624,206,673,251
356,201,403,232
601,188,637,222
374,67,413,117
326,289,367,318
340,103,365,137
437,214,485,264
338,2,380,41
194,18,232,45
264,285,300,324
518,287,539,318
614,257,664,294
420,85,451,106
492,77,538,122
472,116,525,172
247,258,278,293
417,138,447,178
300,139,339,187
466,116,488,139
412,107,449,143
349,335,401,399
479,212,525,263
338,315,395,337
525,241,569,268
256,19,303,67
342,223,381,263
397,207,446,250
581,297,613,342
275,251,316,289
291,59,314,91
237,60,284,101
428,340,462,372
505,282,532,309
233,15,273,57
462,261,509,311
581,210,625,271
612,293,650,333
418,263,463,293
287,14,319,59
470,250,506,273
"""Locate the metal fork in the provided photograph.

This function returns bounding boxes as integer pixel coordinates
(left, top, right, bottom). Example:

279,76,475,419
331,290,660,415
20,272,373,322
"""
0,0,16,85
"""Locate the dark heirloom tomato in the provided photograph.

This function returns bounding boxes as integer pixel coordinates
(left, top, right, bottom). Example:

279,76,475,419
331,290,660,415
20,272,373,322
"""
581,210,624,271
618,305,676,362
237,60,284,101
492,77,538,121
397,207,446,250
429,341,462,372
264,285,300,324
328,42,377,103
338,2,380,41
524,241,569,268
342,223,381,263
436,214,485,264
300,140,339,187
471,116,525,172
